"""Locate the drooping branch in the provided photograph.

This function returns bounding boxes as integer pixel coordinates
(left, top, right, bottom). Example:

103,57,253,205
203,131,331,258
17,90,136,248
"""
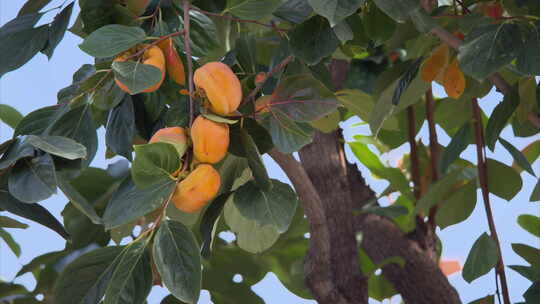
471,98,511,304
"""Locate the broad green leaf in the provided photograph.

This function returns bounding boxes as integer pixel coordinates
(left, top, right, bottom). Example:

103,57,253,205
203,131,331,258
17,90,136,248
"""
516,24,540,76
416,169,465,213
392,58,423,106
173,10,220,58
273,0,313,24
25,135,87,160
439,123,471,175
517,77,537,123
311,110,340,133
16,250,67,277
153,220,202,304
131,143,180,189
333,20,353,43
0,137,36,170
112,61,163,95
336,89,374,122
8,153,57,203
18,0,52,16
202,113,238,125
0,228,21,257
499,137,535,176
458,23,522,80
79,0,116,34
62,202,109,250
42,2,74,58
289,16,340,65
0,104,23,129
436,180,477,229
307,0,364,26
166,203,200,227
509,265,540,282
371,0,419,22
462,233,499,283
512,243,540,267
514,140,540,173
268,74,338,122
229,119,273,157
14,103,69,137
524,282,540,302
215,154,250,194
485,90,519,150
104,241,152,304
0,178,69,239
349,142,413,200
79,25,146,58
0,24,49,78
261,108,314,153
106,96,135,160
200,193,231,259
240,129,272,191
234,180,298,233
225,0,283,20
0,215,28,229
486,158,522,201
363,2,396,45
224,196,281,253
517,214,540,238
54,246,124,304
102,177,176,230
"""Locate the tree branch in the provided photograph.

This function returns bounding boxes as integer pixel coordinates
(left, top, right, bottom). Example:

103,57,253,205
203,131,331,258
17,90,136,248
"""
183,1,195,127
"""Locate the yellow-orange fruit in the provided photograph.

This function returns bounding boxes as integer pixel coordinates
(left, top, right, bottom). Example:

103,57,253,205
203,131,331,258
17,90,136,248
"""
114,44,165,94
149,127,188,157
193,62,242,115
439,260,461,277
172,164,221,213
443,59,466,99
421,44,449,83
157,38,186,86
191,116,229,164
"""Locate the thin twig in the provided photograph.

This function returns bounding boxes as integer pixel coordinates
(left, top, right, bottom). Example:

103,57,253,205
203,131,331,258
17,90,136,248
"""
190,6,288,33
471,98,511,304
425,88,440,229
183,1,195,127
242,55,294,105
125,30,186,62
407,107,421,200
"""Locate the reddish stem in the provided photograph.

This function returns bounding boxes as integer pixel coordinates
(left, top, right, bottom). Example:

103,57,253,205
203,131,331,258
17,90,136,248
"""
183,1,195,127
190,6,287,33
425,88,440,228
407,107,421,200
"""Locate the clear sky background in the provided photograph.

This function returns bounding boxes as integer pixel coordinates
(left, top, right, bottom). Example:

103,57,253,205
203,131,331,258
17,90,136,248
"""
0,2,538,304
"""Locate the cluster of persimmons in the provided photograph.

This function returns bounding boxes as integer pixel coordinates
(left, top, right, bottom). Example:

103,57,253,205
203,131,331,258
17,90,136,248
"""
113,37,242,214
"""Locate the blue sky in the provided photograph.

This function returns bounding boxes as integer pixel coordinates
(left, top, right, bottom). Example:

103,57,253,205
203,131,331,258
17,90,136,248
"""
0,2,539,304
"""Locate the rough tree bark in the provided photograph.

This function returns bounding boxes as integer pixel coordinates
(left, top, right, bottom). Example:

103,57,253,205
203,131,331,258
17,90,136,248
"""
267,60,461,304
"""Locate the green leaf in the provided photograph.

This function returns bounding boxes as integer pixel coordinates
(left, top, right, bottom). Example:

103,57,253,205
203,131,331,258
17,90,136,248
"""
234,180,298,233
112,61,163,95
200,193,231,259
512,243,540,267
0,215,28,229
153,220,202,304
486,158,522,201
274,0,313,24
524,281,540,303
371,0,419,22
416,169,465,214
336,89,374,122
54,246,124,304
240,129,272,191
225,0,283,20
102,176,176,230
289,16,340,65
0,104,23,129
458,23,522,80
131,143,180,189
8,153,57,203
18,0,53,16
14,103,69,137
509,265,540,282
106,96,135,160
462,233,499,283
518,214,540,238
224,196,281,253
0,179,69,239
485,90,519,150
25,135,87,160
104,241,152,304
365,205,409,218
16,250,67,277
516,24,540,76
202,113,238,125
0,23,49,78
79,25,146,58
0,137,36,170
517,77,537,123
436,180,477,229
531,179,540,202
215,154,250,194
392,57,422,106
307,0,364,27
261,108,314,153
229,119,273,157
173,10,220,58
267,74,339,122
362,2,395,45
349,142,413,200
499,137,535,176
0,228,21,257
439,123,472,175
42,2,74,58
62,202,108,250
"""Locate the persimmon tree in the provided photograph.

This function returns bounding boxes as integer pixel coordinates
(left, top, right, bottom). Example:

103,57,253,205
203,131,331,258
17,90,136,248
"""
1,0,540,303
